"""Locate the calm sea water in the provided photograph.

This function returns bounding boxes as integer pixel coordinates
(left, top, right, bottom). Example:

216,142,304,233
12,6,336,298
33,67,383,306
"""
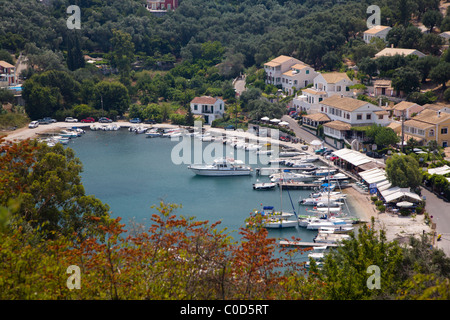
66,129,356,244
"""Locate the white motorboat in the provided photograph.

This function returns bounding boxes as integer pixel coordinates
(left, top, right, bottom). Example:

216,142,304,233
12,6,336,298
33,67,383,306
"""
253,182,277,190
270,172,315,183
319,226,354,234
60,130,78,138
145,128,161,137
313,232,350,244
309,191,346,199
188,158,252,176
314,167,338,176
307,219,353,230
279,151,303,157
263,218,298,229
299,197,344,207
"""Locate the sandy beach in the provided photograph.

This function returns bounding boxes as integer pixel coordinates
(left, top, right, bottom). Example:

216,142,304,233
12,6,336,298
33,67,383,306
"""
343,186,432,243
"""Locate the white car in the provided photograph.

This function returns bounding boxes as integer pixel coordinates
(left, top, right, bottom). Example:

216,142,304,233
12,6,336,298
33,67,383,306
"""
29,121,39,128
65,117,78,123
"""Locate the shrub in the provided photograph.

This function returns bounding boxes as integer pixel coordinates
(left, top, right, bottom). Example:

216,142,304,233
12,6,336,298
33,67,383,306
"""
377,205,386,212
374,200,384,206
371,196,378,202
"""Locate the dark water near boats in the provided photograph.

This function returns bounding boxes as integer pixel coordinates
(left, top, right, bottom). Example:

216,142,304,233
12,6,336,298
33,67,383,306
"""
67,129,357,245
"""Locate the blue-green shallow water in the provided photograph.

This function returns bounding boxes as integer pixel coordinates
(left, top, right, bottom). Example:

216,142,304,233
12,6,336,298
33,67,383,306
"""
66,129,354,244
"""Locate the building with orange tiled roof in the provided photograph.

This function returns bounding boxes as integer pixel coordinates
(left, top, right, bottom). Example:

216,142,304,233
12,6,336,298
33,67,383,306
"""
190,96,225,125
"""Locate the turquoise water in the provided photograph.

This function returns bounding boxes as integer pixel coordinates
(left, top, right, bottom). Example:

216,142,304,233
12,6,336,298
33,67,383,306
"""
67,129,353,243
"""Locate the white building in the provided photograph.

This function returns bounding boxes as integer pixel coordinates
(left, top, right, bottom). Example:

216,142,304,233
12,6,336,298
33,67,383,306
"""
281,63,317,95
264,55,303,86
363,25,392,44
320,95,390,149
190,96,225,125
292,72,355,113
375,48,426,58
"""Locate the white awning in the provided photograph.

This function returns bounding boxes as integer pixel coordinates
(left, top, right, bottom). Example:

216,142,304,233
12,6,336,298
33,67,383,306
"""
380,186,422,203
332,148,373,166
427,165,450,176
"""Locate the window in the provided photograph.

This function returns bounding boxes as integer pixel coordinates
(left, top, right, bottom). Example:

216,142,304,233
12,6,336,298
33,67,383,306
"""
194,104,198,111
346,87,350,91
418,129,425,136
378,115,384,120
429,129,434,136
337,86,341,91
441,127,448,135
319,98,323,102
357,114,362,120
366,114,371,120
346,113,350,119
294,80,297,85
306,70,309,74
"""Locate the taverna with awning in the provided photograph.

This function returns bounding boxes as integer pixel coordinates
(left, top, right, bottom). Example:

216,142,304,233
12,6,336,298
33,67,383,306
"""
332,148,385,173
358,167,422,204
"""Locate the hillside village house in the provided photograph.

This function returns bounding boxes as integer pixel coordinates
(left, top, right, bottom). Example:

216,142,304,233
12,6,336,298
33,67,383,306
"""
292,72,355,113
363,25,392,44
391,101,424,119
146,0,178,14
281,63,317,95
402,109,450,147
264,55,303,87
374,47,426,58
190,96,224,125
319,95,390,148
373,79,397,97
423,103,450,114
0,60,16,87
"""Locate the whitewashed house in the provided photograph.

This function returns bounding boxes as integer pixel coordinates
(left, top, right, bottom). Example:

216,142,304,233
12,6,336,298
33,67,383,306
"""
319,95,390,148
190,96,225,125
363,25,392,44
281,63,317,95
292,72,355,113
375,48,426,58
264,55,302,86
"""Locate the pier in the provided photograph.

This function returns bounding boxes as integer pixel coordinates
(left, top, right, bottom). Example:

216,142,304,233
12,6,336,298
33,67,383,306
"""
279,240,341,248
277,182,352,190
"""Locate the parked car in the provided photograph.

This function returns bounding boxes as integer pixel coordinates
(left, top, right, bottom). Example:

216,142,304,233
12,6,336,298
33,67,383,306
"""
129,118,141,123
366,151,382,159
28,121,39,128
80,117,95,123
314,147,328,155
99,117,113,123
37,119,49,125
43,117,57,123
65,117,78,123
144,119,156,124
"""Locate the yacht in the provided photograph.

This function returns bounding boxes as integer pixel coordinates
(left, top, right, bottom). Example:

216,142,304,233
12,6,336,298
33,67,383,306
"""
187,158,252,176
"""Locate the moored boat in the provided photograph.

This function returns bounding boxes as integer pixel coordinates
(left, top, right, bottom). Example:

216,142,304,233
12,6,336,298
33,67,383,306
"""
187,157,252,176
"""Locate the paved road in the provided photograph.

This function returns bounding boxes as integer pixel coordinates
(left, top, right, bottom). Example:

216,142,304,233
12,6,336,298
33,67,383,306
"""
281,115,320,143
421,187,450,256
234,77,246,96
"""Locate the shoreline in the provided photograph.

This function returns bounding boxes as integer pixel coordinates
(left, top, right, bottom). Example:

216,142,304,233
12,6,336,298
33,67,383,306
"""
2,121,432,244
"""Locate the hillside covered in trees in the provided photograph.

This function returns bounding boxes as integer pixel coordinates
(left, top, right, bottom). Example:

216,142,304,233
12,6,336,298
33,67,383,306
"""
2,0,449,124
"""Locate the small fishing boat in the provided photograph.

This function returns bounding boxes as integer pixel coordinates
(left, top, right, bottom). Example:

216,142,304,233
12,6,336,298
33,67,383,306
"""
145,128,161,137
253,181,277,190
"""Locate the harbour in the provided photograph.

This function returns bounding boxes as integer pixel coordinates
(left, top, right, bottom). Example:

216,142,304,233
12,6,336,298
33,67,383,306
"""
60,126,361,250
